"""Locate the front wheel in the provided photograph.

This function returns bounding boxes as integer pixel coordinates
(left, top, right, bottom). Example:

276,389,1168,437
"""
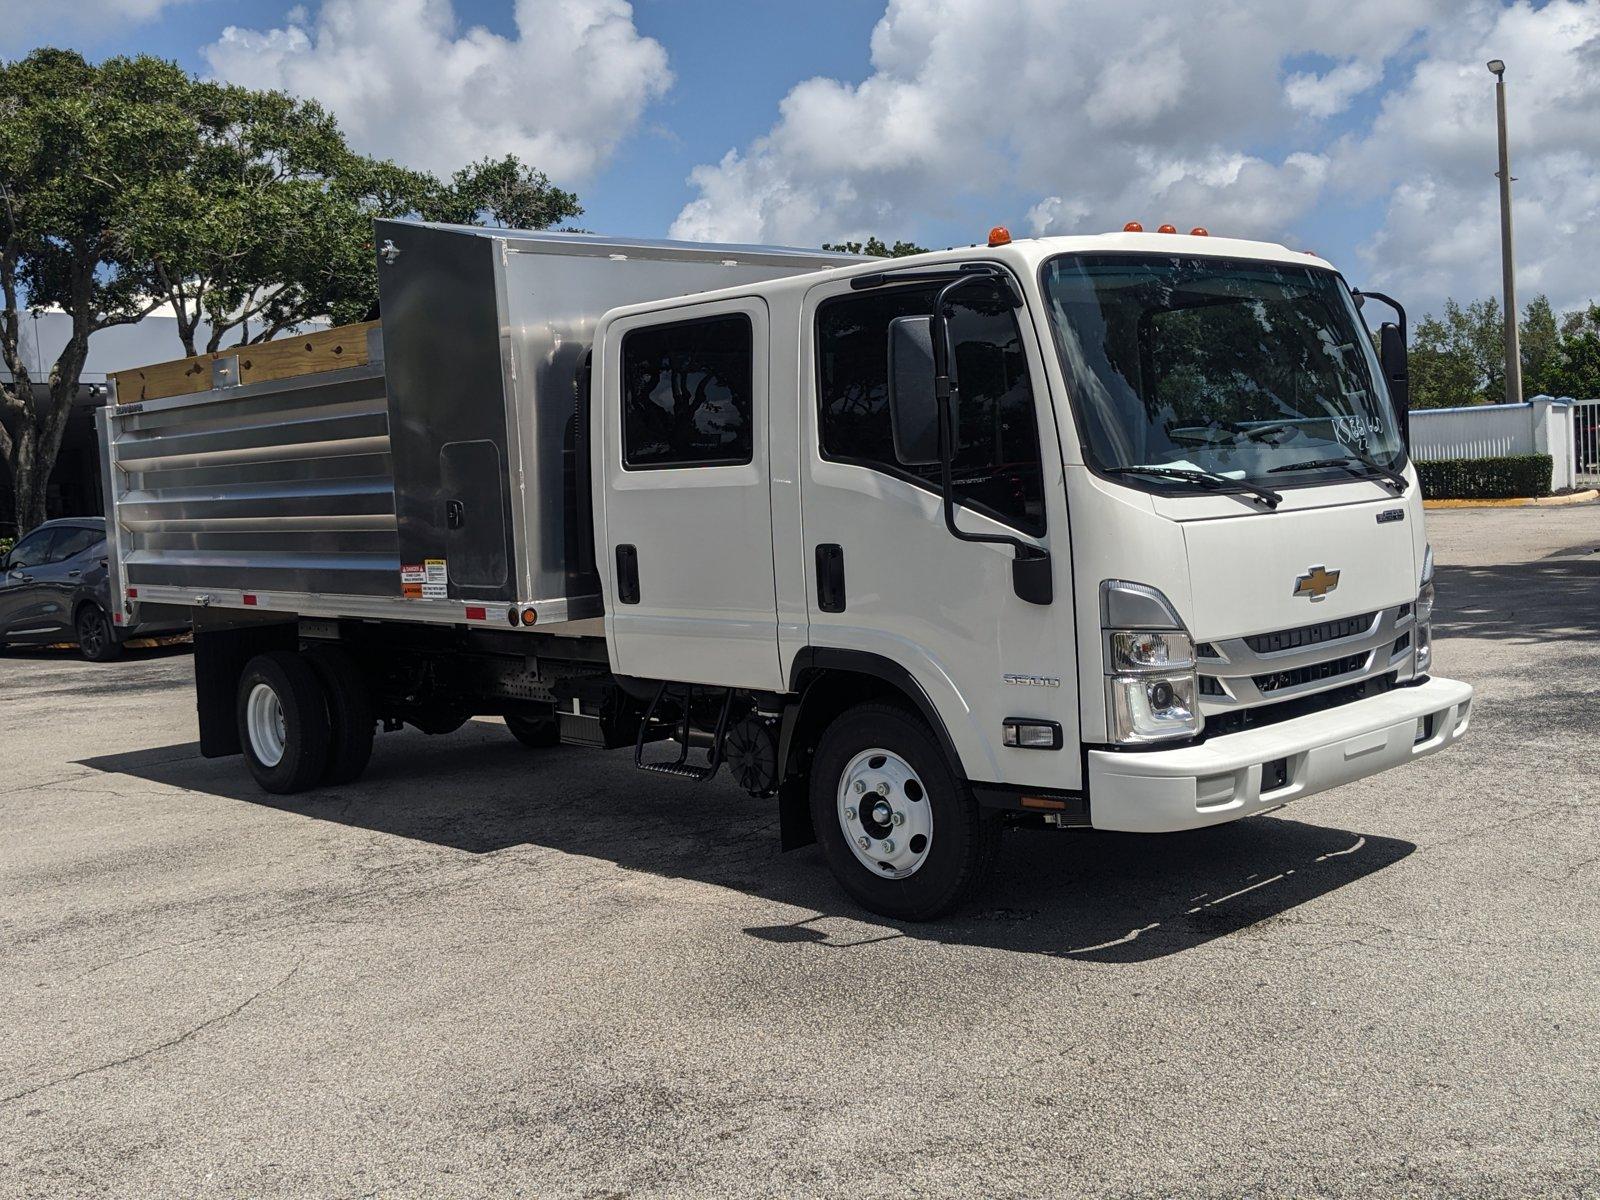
809,703,1000,921
76,604,121,662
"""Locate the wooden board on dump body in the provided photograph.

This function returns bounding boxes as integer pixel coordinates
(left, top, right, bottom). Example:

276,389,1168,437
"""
110,321,381,404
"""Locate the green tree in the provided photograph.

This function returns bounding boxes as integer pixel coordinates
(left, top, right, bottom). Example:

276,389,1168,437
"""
0,48,581,531
0,51,183,532
1547,304,1600,398
822,236,930,257
1520,294,1562,398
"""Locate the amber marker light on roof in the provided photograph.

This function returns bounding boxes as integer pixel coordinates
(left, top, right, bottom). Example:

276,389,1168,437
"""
1190,227,1210,236
987,226,1012,246
1158,223,1178,234
1123,221,1144,232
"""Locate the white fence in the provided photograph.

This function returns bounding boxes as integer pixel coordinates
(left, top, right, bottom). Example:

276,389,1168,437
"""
1409,396,1597,491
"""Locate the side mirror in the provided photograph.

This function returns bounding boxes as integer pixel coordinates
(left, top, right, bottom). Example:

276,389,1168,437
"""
1379,321,1410,445
887,315,941,466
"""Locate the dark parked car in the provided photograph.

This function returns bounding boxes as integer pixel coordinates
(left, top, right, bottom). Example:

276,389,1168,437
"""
0,518,187,661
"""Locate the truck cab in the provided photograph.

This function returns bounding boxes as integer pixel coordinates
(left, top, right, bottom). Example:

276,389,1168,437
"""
592,227,1470,913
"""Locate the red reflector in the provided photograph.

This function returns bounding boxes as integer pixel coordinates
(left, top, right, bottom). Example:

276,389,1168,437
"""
242,594,258,606
126,587,138,598
112,612,123,625
465,605,487,621
1019,795,1067,811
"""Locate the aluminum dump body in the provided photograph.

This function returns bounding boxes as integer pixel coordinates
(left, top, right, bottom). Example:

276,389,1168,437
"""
100,221,857,629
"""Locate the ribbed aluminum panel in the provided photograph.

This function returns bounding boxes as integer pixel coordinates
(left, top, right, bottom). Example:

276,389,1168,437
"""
106,365,399,598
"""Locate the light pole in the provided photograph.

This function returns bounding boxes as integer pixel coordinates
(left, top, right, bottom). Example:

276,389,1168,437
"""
1487,58,1521,405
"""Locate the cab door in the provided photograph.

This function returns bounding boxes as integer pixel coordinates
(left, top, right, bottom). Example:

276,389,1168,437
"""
798,271,1080,789
0,527,66,640
599,297,782,690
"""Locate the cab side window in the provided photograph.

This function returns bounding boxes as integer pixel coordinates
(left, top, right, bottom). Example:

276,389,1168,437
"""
621,314,753,469
815,285,1046,535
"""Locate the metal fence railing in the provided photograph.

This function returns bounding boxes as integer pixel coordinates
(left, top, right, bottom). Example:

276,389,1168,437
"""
1574,400,1600,487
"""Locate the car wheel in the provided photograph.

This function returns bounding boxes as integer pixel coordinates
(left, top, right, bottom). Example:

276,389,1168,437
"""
237,651,331,794
808,702,1001,921
305,643,376,786
76,604,122,662
505,713,561,748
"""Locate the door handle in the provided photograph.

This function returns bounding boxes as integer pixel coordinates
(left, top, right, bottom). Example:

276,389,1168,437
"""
68,569,82,577
445,499,466,530
815,544,846,612
615,544,640,604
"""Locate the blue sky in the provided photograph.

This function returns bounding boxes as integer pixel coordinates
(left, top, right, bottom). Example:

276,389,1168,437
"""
7,1,1599,318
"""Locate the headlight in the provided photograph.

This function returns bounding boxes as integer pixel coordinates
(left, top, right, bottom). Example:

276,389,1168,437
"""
1101,580,1203,744
1109,629,1195,672
1110,672,1200,742
1415,544,1435,671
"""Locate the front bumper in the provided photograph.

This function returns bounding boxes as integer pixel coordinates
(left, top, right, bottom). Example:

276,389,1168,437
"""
1087,675,1473,833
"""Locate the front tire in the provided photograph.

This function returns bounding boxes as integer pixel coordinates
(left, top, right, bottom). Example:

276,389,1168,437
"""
505,713,561,748
237,651,331,794
809,702,1000,921
76,604,121,662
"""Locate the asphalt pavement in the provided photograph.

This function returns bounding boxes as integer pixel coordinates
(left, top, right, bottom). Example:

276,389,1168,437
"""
1,503,1597,1198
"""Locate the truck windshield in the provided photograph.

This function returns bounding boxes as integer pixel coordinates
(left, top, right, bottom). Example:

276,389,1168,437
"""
1039,253,1405,492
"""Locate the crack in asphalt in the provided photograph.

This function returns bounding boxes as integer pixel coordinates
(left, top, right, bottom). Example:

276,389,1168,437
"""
0,958,305,1107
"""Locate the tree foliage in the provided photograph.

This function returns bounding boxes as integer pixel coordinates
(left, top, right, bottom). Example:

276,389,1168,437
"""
0,48,581,532
822,236,930,258
1409,294,1600,407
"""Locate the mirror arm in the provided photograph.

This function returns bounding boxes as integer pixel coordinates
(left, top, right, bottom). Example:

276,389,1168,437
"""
930,272,1052,605
1354,290,1407,342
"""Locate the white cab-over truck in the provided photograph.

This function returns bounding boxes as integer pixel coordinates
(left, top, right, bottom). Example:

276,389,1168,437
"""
98,219,1471,919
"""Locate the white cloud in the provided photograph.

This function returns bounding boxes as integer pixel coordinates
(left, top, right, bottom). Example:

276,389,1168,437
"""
1285,60,1384,119
0,0,191,48
202,0,671,182
670,0,1600,318
1347,0,1600,315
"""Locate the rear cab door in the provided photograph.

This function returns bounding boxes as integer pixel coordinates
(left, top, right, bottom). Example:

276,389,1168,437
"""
597,296,783,690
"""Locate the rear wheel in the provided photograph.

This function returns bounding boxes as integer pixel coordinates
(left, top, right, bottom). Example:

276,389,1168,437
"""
237,651,331,794
809,702,1000,921
305,643,375,785
505,713,561,749
76,604,121,663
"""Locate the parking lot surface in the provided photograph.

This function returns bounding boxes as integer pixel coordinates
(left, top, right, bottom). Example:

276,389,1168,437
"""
2,504,1598,1199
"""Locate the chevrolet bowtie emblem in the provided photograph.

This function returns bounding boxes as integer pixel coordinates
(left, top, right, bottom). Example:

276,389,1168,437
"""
1294,565,1341,601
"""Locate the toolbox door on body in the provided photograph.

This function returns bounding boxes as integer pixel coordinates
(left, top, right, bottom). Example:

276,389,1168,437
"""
599,297,783,690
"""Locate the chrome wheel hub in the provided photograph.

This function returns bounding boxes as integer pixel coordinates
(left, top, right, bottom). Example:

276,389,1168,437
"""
837,748,932,878
246,682,288,768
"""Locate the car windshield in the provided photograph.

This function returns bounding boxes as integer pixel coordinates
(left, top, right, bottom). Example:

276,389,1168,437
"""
1039,253,1405,490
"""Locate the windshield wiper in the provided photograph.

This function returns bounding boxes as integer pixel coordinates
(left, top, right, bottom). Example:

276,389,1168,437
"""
1268,455,1408,494
1103,465,1283,509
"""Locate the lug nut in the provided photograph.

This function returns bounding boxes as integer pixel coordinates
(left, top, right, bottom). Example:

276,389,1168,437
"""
892,811,905,826
876,782,890,795
857,836,871,850
882,839,896,854
845,807,857,821
853,780,865,794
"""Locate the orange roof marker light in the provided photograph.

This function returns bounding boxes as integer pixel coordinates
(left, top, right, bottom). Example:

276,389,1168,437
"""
1190,227,1210,237
1123,221,1144,232
987,225,1012,247
1157,224,1178,234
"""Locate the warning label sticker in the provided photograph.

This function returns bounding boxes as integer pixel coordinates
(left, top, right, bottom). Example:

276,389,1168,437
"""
401,562,425,599
422,558,448,600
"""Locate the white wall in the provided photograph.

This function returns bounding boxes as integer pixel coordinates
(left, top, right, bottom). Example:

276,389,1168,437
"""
1409,398,1578,490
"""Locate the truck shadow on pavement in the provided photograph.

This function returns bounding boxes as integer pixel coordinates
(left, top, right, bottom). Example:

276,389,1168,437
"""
78,725,1415,965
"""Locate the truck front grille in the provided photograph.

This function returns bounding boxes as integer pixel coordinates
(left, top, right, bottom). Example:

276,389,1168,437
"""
1196,602,1418,718
1244,611,1376,654
1253,652,1367,694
